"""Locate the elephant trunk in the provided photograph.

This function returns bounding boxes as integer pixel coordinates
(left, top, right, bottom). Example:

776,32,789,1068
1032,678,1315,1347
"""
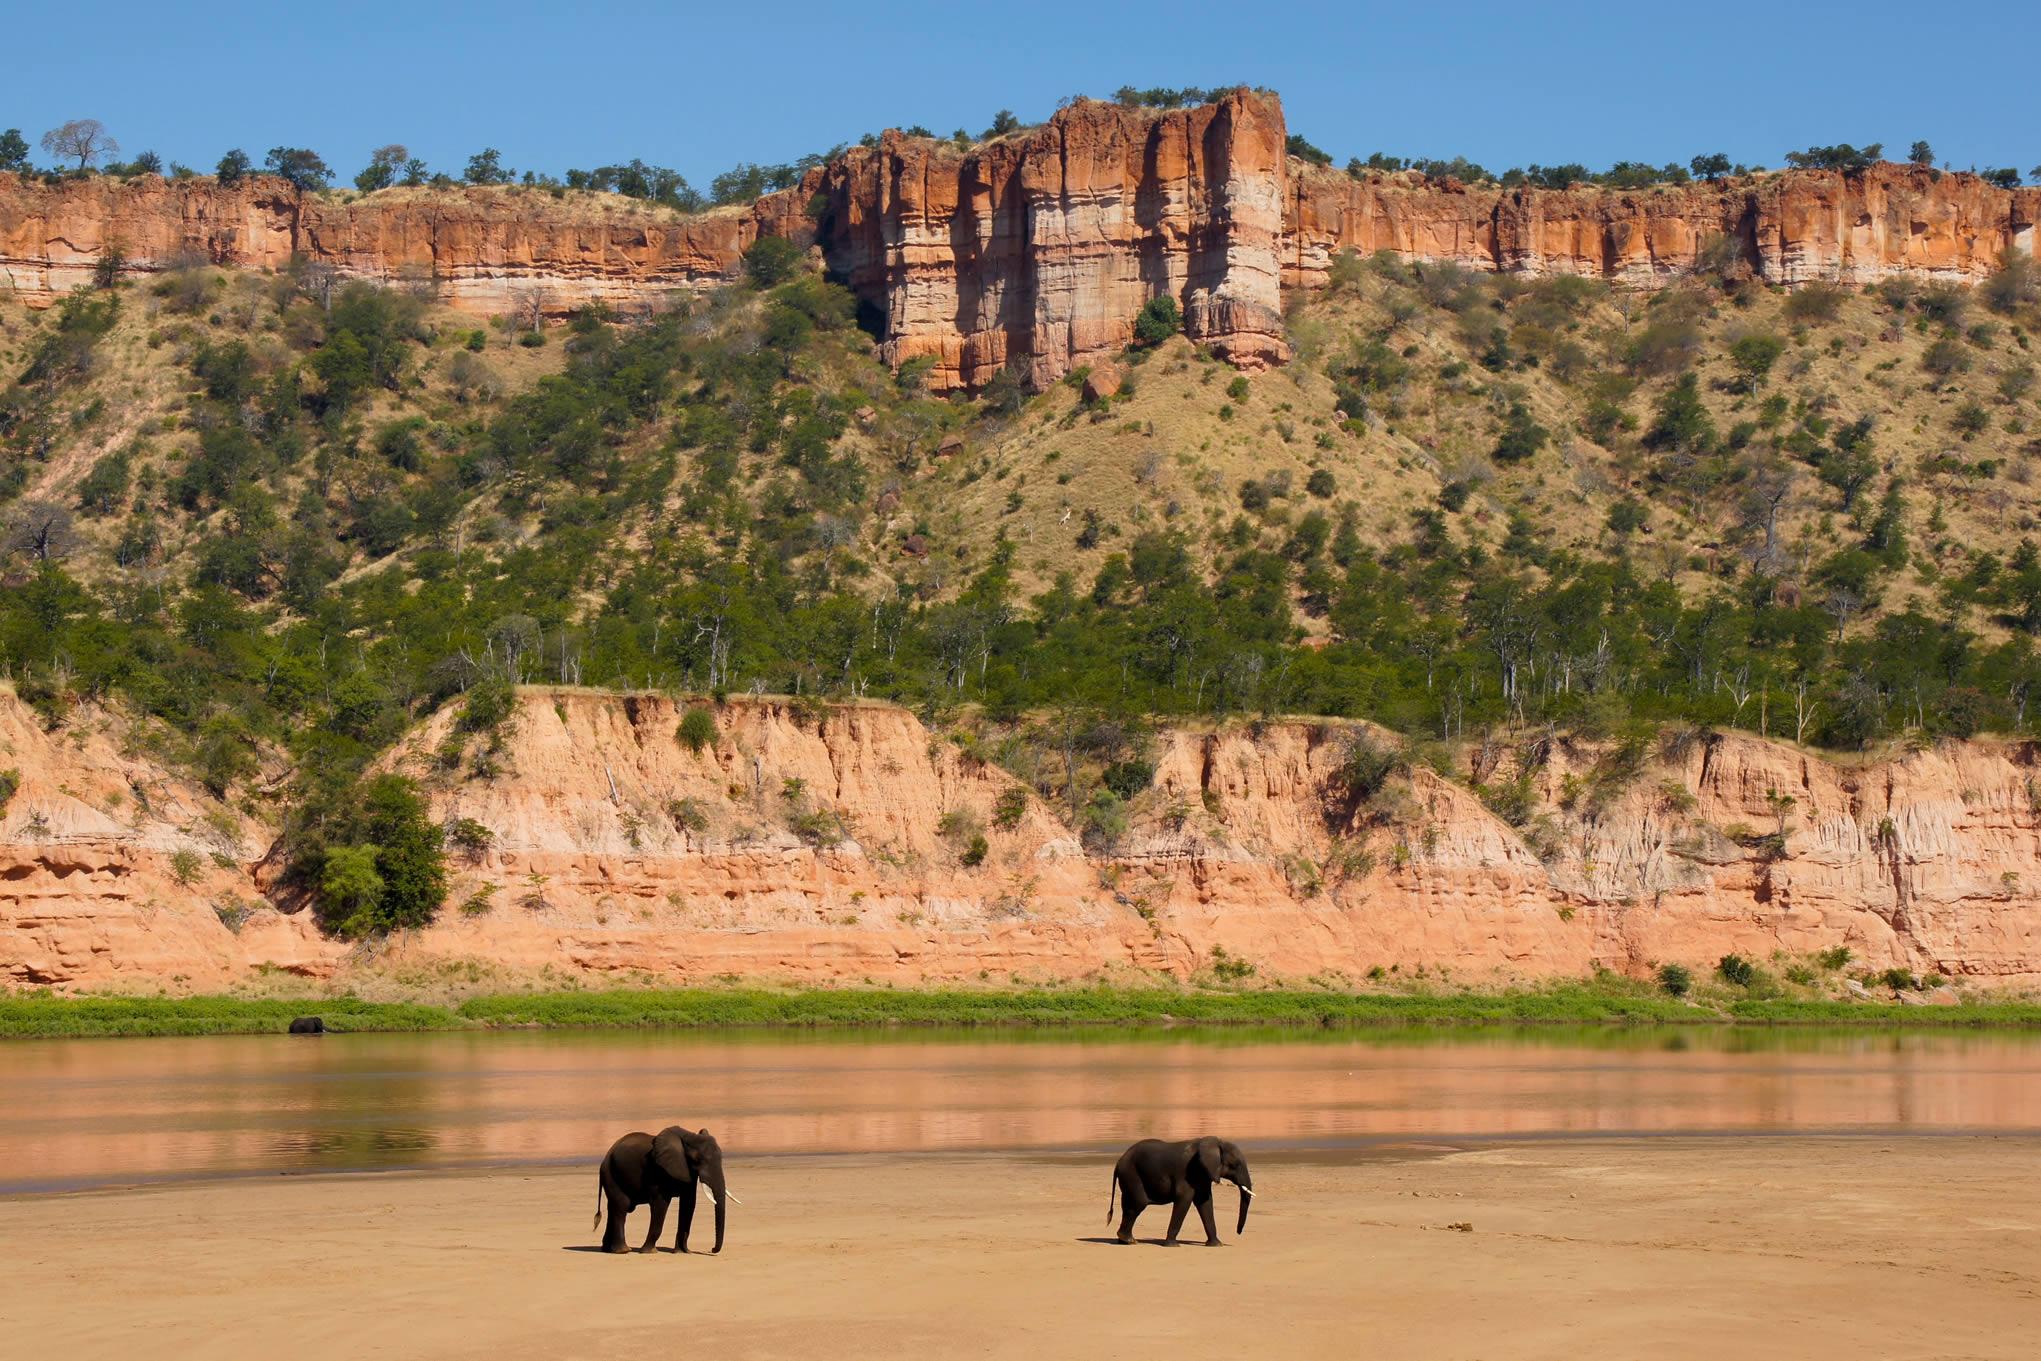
1236,1177,1252,1235
708,1164,727,1253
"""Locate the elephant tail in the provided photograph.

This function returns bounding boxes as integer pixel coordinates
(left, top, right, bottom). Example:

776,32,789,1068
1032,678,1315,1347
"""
593,1172,605,1234
1106,1169,1117,1225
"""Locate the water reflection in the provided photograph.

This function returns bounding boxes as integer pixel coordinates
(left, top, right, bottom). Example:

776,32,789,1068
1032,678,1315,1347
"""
3,1026,2039,1192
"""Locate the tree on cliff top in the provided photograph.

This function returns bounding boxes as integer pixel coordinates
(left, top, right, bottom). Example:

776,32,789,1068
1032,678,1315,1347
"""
1784,142,1882,173
354,144,408,193
40,118,116,170
1690,152,1731,181
265,147,331,193
464,147,513,186
214,148,251,186
0,129,28,173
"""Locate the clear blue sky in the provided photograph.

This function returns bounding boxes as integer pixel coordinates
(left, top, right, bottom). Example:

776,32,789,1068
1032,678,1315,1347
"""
10,0,2036,185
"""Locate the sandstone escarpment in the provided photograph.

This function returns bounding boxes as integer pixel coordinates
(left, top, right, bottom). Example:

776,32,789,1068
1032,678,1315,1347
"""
8,92,2032,396
1285,162,2040,290
8,689,2041,992
799,90,1290,390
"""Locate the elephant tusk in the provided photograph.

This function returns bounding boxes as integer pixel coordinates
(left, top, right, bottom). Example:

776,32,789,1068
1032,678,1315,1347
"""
1239,1186,1255,1197
700,1185,716,1206
726,1191,743,1205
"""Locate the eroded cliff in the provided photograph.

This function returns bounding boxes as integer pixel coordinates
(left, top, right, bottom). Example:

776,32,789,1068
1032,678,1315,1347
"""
5,91,2032,393
6,689,2041,993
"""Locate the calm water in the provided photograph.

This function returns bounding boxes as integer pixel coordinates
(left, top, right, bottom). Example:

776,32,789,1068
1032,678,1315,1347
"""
3,1027,2040,1193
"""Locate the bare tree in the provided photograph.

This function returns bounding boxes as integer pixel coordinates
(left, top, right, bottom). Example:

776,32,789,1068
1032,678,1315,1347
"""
41,119,117,170
4,501,77,562
511,285,550,335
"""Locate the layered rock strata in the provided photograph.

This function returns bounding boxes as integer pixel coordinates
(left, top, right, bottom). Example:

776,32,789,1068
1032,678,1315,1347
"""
3,92,2034,391
7,690,2041,993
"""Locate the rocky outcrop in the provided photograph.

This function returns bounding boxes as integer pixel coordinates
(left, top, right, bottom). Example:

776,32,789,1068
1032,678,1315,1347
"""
800,91,1290,390
7,689,2041,992
0,173,809,316
1285,162,2041,290
2,92,2034,390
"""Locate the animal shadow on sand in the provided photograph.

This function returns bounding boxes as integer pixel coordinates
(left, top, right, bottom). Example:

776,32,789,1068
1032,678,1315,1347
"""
1074,1236,1224,1247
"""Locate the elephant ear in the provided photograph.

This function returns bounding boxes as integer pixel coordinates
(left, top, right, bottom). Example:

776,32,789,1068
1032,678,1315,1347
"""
652,1127,695,1181
1195,1137,1223,1182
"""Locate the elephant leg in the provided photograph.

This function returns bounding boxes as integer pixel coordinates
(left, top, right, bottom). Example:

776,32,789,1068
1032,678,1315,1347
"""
639,1194,669,1253
674,1183,697,1252
1116,1192,1145,1245
1195,1192,1221,1246
601,1195,632,1253
1163,1196,1192,1245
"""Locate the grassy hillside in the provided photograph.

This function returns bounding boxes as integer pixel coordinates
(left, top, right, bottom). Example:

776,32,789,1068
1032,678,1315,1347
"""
3,234,2040,935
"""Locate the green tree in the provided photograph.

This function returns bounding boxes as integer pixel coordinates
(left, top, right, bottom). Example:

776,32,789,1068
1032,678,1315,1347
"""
1689,152,1730,181
677,706,717,753
353,143,408,192
214,148,252,185
264,146,331,192
319,845,386,937
743,235,802,287
464,147,512,185
1132,296,1181,347
0,128,29,173
1908,140,1934,166
1492,403,1549,463
1727,332,1784,392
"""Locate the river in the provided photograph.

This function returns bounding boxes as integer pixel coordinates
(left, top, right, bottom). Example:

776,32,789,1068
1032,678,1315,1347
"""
4,1026,2039,1192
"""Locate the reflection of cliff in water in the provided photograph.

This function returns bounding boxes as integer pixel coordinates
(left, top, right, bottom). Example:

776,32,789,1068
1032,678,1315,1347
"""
5,1028,2041,1193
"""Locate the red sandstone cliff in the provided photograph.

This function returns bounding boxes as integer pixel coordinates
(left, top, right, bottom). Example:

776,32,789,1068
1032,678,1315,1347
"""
6,689,2041,993
3,92,2035,391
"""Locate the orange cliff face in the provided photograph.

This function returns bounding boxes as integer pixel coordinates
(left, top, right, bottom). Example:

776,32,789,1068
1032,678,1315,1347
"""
800,90,1291,390
7,688,2041,994
3,92,2036,392
0,172,810,316
1285,162,2040,290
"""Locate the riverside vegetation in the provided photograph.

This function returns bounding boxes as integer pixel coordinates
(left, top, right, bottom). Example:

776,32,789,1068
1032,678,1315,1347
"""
7,980,2041,1038
6,109,2041,971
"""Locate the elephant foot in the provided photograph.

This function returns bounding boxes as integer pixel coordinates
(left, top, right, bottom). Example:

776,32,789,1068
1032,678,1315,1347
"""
1203,1239,1224,1247
1114,1235,1133,1245
635,1244,659,1254
602,1244,629,1255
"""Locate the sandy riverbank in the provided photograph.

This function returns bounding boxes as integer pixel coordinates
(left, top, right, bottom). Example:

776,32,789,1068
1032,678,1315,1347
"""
2,1139,2035,1359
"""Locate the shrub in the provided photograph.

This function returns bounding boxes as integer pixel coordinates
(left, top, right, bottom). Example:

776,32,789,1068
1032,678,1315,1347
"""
0,768,17,808
743,235,802,287
1783,281,1848,325
1102,759,1154,800
992,786,1028,830
1132,296,1182,347
961,834,989,866
169,848,205,886
1878,966,1918,991
1492,403,1549,463
668,798,709,833
1305,468,1336,498
677,707,718,754
1816,945,1853,971
1657,962,1693,997
1717,953,1756,987
1335,735,1397,800
446,817,493,855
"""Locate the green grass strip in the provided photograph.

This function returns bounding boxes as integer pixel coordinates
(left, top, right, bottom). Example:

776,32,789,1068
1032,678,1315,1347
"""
6,983,2041,1038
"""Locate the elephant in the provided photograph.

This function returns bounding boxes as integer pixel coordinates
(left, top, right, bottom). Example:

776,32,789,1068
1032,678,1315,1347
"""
1107,1136,1253,1246
593,1126,729,1254
287,1016,326,1034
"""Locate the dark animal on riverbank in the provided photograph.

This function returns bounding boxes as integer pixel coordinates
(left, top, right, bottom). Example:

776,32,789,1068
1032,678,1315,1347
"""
594,1127,730,1254
287,1017,326,1034
1107,1137,1253,1245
